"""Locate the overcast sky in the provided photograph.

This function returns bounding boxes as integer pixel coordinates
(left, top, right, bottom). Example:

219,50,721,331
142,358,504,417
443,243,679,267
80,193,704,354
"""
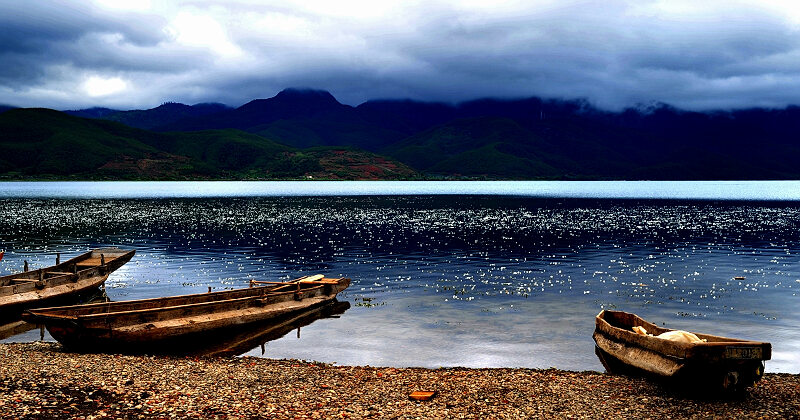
2,0,800,111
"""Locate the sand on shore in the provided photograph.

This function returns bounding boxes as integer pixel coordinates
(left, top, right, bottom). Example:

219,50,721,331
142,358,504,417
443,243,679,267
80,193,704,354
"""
1,342,798,419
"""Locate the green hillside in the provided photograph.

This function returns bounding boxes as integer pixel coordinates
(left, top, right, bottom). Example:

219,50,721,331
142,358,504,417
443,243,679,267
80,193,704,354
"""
0,109,420,180
0,108,158,176
383,117,567,179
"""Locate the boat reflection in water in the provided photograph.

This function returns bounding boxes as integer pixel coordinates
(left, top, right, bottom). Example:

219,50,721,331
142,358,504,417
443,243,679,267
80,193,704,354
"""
0,318,38,341
186,300,350,357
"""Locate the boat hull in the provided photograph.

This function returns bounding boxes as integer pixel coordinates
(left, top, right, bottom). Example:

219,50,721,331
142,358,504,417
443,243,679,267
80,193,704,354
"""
24,277,350,354
593,310,770,393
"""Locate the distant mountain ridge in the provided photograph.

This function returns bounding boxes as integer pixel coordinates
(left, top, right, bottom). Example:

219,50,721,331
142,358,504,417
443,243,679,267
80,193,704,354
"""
32,88,800,179
66,102,232,130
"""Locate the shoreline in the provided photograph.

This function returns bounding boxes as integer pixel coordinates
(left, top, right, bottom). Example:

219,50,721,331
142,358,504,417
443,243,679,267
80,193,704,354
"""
2,342,798,419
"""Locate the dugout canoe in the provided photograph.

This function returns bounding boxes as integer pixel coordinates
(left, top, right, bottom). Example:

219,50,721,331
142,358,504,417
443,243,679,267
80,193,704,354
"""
0,248,135,313
593,309,771,393
22,275,350,353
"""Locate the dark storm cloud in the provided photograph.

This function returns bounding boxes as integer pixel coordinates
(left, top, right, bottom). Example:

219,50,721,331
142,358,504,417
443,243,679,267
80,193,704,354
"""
3,1,800,110
0,2,171,89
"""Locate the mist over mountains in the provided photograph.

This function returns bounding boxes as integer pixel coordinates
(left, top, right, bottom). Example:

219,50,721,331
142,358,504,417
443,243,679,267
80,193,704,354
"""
2,88,800,180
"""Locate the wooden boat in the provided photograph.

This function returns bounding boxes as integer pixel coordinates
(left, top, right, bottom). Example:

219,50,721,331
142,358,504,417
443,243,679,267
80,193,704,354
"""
593,310,771,393
22,275,350,353
0,248,135,313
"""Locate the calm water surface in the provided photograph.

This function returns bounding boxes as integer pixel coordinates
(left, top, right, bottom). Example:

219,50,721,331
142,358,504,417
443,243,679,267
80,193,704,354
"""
1,181,799,373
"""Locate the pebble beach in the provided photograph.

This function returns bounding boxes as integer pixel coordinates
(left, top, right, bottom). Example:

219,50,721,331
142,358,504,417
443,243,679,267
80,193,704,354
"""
1,342,798,419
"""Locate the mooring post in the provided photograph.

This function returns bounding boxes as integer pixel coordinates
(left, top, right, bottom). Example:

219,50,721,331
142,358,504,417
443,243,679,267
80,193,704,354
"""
208,286,212,293
100,254,105,267
24,260,28,272
56,253,60,265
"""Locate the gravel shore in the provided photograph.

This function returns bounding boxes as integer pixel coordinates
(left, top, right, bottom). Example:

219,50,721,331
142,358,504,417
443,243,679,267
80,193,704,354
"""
1,342,798,419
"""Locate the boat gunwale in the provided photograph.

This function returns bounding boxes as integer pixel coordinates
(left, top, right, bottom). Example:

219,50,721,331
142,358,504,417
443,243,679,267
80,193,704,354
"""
0,249,134,282
25,278,349,322
0,250,92,283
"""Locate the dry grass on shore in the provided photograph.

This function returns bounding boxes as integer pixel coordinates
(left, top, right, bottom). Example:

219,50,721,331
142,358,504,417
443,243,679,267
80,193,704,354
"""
1,342,798,419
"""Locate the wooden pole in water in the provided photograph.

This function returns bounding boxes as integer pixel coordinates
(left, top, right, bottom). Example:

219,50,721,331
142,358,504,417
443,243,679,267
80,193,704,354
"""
24,260,28,272
56,253,60,265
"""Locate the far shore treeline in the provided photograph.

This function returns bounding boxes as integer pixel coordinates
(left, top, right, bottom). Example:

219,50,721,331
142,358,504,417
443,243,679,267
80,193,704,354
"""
3,88,800,181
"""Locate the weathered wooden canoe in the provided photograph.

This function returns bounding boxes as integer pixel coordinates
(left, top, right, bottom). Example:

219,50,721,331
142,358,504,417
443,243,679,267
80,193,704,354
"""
593,309,771,393
22,275,350,353
0,248,135,313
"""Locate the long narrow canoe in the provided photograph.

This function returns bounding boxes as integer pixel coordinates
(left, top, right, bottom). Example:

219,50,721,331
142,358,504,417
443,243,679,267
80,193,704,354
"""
593,310,771,393
0,248,135,313
22,275,350,353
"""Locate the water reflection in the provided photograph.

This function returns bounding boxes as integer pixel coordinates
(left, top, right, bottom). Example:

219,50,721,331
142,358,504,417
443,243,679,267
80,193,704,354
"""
186,300,350,357
0,319,37,341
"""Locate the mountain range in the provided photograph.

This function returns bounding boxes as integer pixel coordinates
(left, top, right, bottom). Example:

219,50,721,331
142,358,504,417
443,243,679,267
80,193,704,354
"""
2,88,800,180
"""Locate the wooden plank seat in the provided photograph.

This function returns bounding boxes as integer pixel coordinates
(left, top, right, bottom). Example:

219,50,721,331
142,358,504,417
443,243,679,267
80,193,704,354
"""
76,256,120,267
45,271,73,277
11,278,39,283
76,261,102,268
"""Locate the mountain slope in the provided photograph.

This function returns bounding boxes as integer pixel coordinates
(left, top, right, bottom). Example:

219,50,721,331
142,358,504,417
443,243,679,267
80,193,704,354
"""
0,108,159,175
158,89,408,150
383,117,567,178
58,88,800,180
67,103,231,130
0,108,419,180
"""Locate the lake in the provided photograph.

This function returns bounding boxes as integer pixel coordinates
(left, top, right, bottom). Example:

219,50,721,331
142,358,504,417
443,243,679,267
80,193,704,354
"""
1,181,799,373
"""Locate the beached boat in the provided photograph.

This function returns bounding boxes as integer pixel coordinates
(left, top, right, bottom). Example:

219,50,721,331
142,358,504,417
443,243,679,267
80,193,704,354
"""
0,248,135,313
22,275,350,353
593,310,771,393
